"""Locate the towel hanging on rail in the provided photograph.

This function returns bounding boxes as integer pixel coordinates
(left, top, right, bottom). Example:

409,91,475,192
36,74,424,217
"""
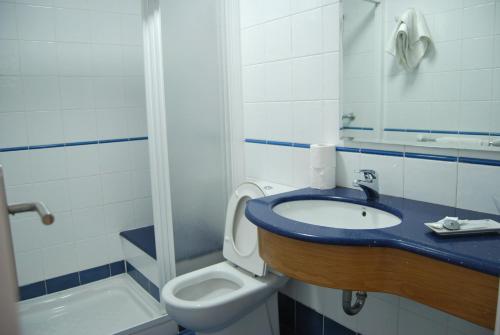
387,8,432,70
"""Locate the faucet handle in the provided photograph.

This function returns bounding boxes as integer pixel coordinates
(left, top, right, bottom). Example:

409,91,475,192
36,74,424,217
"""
356,169,377,179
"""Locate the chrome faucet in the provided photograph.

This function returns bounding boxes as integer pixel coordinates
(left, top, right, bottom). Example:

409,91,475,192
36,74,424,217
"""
353,169,379,201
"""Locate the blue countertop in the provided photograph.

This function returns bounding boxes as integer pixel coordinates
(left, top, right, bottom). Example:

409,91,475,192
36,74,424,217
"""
245,187,500,276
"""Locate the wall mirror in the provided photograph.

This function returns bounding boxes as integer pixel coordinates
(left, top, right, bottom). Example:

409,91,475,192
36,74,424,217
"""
341,0,500,152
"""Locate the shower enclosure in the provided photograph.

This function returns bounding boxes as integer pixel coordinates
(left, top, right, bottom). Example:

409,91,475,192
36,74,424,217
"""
0,0,232,334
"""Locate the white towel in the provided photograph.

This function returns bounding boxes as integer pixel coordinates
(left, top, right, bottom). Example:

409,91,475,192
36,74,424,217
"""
387,8,432,70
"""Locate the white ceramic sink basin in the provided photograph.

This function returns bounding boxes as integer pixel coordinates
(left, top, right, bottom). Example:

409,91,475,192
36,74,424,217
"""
273,200,401,229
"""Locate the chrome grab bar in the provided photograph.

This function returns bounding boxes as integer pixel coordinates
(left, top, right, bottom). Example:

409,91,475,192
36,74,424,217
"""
8,202,54,225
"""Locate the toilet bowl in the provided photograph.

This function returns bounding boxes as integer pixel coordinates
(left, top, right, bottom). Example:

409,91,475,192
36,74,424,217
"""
162,181,293,334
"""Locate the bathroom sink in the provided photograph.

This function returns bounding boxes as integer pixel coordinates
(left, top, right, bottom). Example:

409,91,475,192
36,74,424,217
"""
272,199,401,229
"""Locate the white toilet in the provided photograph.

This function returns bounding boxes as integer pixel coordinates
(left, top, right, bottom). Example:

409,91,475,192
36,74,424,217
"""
162,181,292,335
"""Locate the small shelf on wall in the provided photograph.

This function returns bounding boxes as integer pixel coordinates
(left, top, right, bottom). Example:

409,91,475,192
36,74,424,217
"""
120,226,156,260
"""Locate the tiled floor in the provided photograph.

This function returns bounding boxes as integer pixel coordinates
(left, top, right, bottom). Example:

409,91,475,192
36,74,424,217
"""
278,293,359,335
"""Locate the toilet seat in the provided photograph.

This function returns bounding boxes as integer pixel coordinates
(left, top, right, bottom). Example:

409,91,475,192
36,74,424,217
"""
162,262,286,332
223,182,266,276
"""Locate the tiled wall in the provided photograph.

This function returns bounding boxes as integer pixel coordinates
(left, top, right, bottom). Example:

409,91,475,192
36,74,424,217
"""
0,0,153,289
239,1,499,334
241,0,340,187
383,0,500,143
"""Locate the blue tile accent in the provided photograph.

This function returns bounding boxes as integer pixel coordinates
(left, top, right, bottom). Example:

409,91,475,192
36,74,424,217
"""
359,148,404,157
405,152,457,162
384,128,494,136
384,128,406,132
245,138,267,144
18,260,128,301
120,226,156,259
430,129,459,134
0,146,29,152
0,137,148,152
179,330,196,335
110,260,126,276
79,264,111,285
46,273,80,294
294,142,311,149
459,157,500,167
278,293,295,332
459,131,490,136
149,283,160,302
19,281,46,301
324,317,356,335
29,143,65,150
296,301,323,335
406,128,430,133
267,140,294,147
341,126,374,131
65,140,99,147
126,262,150,292
243,138,500,168
336,146,360,153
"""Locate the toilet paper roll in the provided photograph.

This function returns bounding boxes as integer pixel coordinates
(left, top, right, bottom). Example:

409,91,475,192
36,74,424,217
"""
310,144,336,168
310,166,336,190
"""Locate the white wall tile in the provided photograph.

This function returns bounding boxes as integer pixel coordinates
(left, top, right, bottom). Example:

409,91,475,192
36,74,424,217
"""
96,109,129,139
29,147,67,182
457,163,500,214
461,37,494,70
131,169,152,199
16,4,55,41
98,142,131,173
461,69,493,101
292,101,323,144
0,40,20,75
403,158,458,207
292,55,323,100
292,147,309,188
462,3,495,39
92,77,124,108
91,44,123,76
336,151,360,188
244,103,267,139
62,109,97,142
0,3,19,39
0,76,25,112
73,206,106,240
322,3,340,52
40,211,74,247
104,201,135,233
267,102,293,141
133,197,153,226
323,52,339,99
15,251,45,285
106,234,124,263
0,151,32,186
126,108,148,138
398,309,447,335
120,14,143,45
65,145,99,178
27,111,64,145
265,18,292,61
243,65,266,102
55,8,91,42
43,242,79,278
59,77,93,109
10,215,44,253
23,76,61,111
292,9,323,57
57,43,91,76
68,175,102,209
19,41,57,75
266,145,294,185
122,76,146,107
244,142,267,180
101,171,133,204
264,60,292,101
0,112,28,148
91,11,121,44
359,153,404,197
32,180,71,212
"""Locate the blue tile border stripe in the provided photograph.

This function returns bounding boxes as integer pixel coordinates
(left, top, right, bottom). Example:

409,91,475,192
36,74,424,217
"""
244,138,500,167
384,128,496,136
0,136,149,152
18,260,126,301
126,261,160,301
340,126,374,131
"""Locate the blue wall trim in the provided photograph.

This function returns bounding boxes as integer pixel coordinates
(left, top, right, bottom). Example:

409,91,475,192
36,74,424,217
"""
18,260,126,301
126,261,160,301
244,138,500,167
384,128,496,136
0,136,148,152
340,126,374,131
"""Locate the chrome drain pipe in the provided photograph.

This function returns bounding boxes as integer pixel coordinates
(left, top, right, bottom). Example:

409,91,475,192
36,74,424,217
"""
342,290,367,315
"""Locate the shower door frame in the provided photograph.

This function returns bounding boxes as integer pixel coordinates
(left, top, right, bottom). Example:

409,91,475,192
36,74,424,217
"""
141,0,243,305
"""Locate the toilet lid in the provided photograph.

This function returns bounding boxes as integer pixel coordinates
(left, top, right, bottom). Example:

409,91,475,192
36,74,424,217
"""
223,182,266,276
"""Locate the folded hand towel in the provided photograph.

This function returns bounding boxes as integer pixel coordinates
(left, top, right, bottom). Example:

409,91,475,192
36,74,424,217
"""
387,8,432,70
